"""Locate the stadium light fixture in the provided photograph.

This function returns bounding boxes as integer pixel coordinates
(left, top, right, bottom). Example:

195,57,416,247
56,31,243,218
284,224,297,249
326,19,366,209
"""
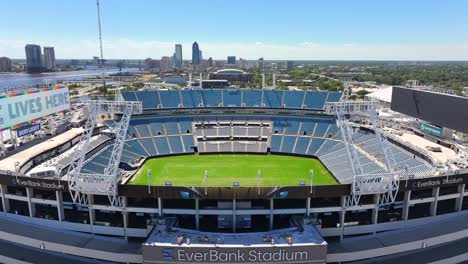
204,170,208,195
310,169,314,194
257,170,262,195
147,169,152,194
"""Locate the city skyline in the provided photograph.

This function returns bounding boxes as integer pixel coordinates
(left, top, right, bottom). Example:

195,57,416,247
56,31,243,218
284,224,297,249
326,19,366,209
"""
1,0,468,60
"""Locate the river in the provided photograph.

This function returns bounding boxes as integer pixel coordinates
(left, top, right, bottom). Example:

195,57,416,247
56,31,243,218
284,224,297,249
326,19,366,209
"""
0,67,138,91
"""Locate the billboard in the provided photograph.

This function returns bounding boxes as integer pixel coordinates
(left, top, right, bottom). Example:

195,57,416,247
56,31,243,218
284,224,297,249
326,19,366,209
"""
16,123,41,137
0,86,69,131
391,87,468,133
420,123,443,137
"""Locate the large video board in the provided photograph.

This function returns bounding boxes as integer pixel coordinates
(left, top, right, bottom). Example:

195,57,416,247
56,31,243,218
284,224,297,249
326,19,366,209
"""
391,86,468,133
0,86,70,131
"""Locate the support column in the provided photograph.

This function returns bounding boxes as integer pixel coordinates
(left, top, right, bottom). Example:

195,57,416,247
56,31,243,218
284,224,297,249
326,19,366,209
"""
306,197,311,217
402,190,411,221
269,199,274,230
158,197,163,217
88,194,95,226
56,191,65,221
195,199,200,230
371,194,379,225
340,196,346,240
0,184,10,213
455,184,465,212
430,187,439,216
122,197,128,241
232,199,236,233
26,188,36,217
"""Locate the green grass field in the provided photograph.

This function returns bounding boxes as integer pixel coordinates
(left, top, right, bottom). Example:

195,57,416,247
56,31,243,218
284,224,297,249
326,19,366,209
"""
129,154,336,187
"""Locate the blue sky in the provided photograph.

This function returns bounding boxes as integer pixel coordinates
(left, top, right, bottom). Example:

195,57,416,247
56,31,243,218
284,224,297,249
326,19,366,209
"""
1,0,468,60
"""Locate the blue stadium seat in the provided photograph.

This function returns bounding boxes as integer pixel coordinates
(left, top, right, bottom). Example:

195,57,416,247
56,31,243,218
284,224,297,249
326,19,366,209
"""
178,118,192,133
299,120,316,135
282,91,304,108
263,90,282,108
148,119,166,135
140,138,158,156
307,138,325,155
270,135,282,152
303,91,328,109
242,90,263,107
223,90,242,106
135,124,151,137
121,91,138,102
134,91,160,109
280,136,296,153
294,137,310,154
182,135,195,152
325,92,342,103
159,90,181,108
313,121,331,137
284,119,301,134
125,140,149,156
155,137,170,155
168,136,184,153
202,90,222,107
164,120,180,134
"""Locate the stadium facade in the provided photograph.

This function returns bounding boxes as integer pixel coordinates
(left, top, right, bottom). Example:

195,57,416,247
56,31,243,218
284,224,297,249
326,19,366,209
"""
0,88,467,263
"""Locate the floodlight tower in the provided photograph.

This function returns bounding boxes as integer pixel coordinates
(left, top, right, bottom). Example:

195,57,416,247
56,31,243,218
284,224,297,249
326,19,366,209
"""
67,100,142,207
325,100,400,207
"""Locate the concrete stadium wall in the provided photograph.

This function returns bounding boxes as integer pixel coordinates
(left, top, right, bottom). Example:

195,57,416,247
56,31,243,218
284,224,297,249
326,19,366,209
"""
0,255,32,264
326,228,468,262
318,211,468,237
1,212,148,237
0,229,143,263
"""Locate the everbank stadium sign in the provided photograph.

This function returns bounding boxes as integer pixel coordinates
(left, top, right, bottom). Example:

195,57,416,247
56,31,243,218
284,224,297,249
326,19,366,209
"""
10,177,66,191
175,249,308,262
144,245,327,263
0,86,69,131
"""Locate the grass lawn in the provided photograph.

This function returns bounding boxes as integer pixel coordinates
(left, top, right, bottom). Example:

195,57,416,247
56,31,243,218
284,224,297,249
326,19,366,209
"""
129,154,336,187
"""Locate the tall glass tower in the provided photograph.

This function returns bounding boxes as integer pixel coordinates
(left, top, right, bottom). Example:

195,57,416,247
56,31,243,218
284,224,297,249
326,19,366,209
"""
175,44,183,68
192,42,200,65
25,44,43,73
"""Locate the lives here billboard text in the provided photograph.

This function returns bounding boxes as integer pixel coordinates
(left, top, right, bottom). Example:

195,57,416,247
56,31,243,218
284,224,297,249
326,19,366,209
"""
0,87,70,131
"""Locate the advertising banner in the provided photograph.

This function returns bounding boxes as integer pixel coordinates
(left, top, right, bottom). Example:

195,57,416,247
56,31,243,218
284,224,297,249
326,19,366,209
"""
0,86,69,131
16,123,41,137
420,123,443,137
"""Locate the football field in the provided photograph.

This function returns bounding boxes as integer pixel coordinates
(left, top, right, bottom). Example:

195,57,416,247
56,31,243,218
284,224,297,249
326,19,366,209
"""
129,154,337,187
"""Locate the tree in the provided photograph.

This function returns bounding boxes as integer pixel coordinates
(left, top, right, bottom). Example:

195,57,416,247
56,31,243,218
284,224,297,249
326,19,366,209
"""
356,89,370,99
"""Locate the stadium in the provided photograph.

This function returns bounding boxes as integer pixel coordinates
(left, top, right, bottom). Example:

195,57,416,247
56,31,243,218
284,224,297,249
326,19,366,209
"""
0,87,467,263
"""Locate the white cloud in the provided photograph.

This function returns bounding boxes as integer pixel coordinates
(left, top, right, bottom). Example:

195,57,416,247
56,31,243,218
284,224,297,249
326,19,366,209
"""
1,38,468,60
300,42,321,48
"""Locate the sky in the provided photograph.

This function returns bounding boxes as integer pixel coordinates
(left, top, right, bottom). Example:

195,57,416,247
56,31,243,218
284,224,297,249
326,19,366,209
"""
1,0,468,60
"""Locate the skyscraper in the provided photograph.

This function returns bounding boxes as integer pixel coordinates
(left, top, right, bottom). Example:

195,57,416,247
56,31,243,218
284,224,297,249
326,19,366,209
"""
43,47,56,71
257,57,264,71
160,56,172,72
227,56,236,65
175,44,183,68
25,44,43,73
0,57,12,72
192,42,200,65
